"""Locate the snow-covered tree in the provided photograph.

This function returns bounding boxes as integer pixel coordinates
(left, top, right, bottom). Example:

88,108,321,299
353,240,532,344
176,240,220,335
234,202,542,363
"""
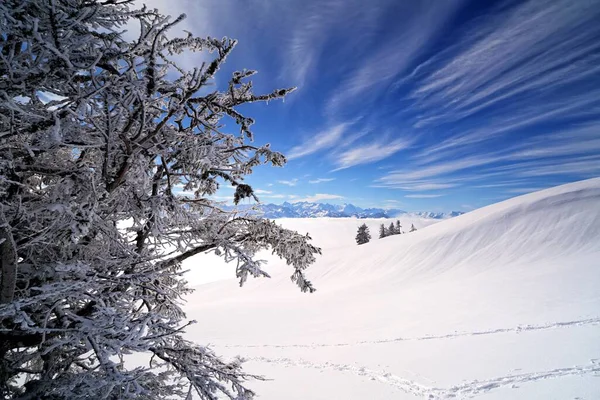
395,220,402,234
356,224,371,245
388,222,397,235
379,223,387,239
410,224,417,232
0,1,320,398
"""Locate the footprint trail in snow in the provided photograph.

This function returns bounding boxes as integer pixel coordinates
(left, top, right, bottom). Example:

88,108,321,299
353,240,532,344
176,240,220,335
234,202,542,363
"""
250,356,600,399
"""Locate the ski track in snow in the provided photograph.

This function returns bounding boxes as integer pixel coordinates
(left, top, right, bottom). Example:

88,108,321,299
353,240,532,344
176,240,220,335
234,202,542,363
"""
222,317,600,349
221,318,600,397
250,356,600,399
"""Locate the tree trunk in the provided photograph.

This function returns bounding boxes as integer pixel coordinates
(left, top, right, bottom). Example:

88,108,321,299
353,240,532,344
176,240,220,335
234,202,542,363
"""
0,213,17,305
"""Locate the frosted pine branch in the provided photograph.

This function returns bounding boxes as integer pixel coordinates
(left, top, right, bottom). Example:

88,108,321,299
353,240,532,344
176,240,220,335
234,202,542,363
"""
0,0,319,398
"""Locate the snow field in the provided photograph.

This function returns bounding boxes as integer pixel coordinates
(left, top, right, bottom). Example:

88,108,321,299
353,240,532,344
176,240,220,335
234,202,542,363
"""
184,178,600,399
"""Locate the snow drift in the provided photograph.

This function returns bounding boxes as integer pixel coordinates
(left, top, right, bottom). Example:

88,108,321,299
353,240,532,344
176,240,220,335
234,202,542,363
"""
184,178,600,399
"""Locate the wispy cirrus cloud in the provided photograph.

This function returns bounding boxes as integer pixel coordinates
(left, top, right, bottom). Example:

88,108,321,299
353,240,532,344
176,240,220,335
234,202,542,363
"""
283,0,600,192
277,179,299,187
373,181,459,191
382,199,404,208
359,0,600,198
333,138,412,171
309,178,336,184
506,187,548,194
281,0,390,88
377,122,600,192
287,122,350,160
412,91,600,164
292,193,344,203
513,157,600,178
405,194,445,199
326,1,466,117
152,0,600,207
408,0,600,126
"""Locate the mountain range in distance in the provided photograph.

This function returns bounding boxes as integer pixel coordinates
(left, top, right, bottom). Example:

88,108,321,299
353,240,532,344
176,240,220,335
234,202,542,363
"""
228,201,464,219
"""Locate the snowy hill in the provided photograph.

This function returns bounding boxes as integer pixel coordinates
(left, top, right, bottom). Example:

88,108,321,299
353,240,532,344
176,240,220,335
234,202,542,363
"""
184,178,600,399
234,200,464,219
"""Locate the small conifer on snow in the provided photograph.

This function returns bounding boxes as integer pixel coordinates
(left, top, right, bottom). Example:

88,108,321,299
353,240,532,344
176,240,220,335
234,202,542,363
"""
379,223,387,238
356,224,371,245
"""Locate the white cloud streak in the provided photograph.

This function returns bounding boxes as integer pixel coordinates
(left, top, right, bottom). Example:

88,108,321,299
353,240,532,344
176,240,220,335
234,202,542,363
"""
378,119,600,191
408,0,600,126
292,193,344,203
277,179,298,187
506,187,547,194
261,194,288,199
369,0,600,197
333,138,412,171
287,122,350,160
308,178,336,184
282,0,388,88
404,194,445,198
153,0,600,199
326,1,466,116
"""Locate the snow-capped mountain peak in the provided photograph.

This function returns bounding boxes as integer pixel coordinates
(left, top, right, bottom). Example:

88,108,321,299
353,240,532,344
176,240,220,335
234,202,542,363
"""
251,201,463,219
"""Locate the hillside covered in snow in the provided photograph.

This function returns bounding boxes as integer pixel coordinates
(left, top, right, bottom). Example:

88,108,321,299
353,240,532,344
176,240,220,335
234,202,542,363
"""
184,178,600,399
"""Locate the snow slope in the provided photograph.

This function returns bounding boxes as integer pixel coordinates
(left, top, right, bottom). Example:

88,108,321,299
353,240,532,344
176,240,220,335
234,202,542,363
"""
182,216,439,286
184,178,600,399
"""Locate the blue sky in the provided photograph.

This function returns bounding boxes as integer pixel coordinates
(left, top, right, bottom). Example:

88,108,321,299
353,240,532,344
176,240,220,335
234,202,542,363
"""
144,0,600,212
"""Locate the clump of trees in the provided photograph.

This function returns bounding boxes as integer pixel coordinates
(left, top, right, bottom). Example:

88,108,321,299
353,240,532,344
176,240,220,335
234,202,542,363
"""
379,221,418,238
0,1,320,399
379,220,403,238
356,223,371,245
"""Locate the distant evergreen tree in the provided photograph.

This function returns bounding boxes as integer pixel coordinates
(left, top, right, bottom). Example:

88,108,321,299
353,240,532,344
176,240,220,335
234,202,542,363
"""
356,223,371,245
410,224,417,232
396,220,402,234
379,223,387,238
388,222,397,235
